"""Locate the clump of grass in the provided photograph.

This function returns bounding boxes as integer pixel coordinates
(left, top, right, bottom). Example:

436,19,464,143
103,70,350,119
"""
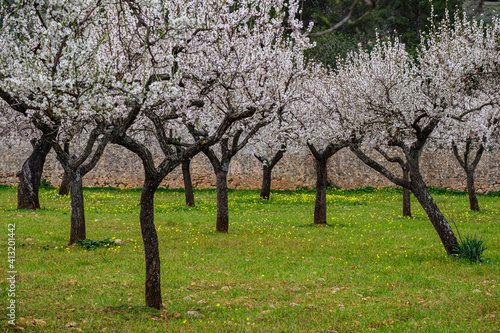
451,235,489,263
441,198,489,264
75,238,117,250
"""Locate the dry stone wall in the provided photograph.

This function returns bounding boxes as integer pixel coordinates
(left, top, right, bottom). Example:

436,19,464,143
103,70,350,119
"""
1,142,499,193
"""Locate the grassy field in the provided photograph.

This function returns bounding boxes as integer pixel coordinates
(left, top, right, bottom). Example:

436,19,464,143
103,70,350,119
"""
1,185,499,332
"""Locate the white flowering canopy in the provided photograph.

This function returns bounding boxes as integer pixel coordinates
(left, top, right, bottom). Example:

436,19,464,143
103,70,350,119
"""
120,0,313,160
0,1,124,140
326,12,500,150
0,0,312,156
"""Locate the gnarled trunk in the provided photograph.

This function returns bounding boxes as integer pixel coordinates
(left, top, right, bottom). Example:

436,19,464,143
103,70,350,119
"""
68,172,86,245
182,160,195,207
410,178,458,255
314,157,328,224
140,175,162,309
215,169,229,232
17,137,51,210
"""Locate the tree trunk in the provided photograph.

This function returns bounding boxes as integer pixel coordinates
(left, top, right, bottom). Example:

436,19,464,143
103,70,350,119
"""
182,160,195,207
410,180,458,255
215,169,229,232
314,157,328,225
403,187,411,217
68,172,86,245
466,168,479,211
59,170,71,196
255,146,285,200
140,175,162,309
260,165,272,200
402,168,411,217
451,141,483,212
17,137,51,210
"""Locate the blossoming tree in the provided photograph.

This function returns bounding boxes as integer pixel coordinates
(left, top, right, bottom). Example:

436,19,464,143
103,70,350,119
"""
346,14,499,254
0,0,137,245
105,0,311,307
0,102,50,210
285,61,375,225
194,1,310,233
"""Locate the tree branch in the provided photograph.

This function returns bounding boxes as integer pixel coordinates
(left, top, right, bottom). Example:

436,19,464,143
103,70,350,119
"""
350,143,409,188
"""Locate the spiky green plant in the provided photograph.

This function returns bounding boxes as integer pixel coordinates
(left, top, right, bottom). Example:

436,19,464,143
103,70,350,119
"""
451,235,488,263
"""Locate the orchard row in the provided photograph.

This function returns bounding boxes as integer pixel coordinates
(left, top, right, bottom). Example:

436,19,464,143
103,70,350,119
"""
0,1,498,308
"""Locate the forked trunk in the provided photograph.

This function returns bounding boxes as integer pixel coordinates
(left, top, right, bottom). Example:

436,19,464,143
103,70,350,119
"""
410,179,458,255
451,141,483,212
255,147,285,200
59,170,71,196
68,172,86,245
215,169,229,232
314,158,328,224
466,168,479,211
182,160,195,207
140,175,162,309
350,140,458,255
260,165,272,200
17,137,51,210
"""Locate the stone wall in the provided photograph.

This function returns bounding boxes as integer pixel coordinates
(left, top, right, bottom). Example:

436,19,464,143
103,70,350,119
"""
1,142,499,193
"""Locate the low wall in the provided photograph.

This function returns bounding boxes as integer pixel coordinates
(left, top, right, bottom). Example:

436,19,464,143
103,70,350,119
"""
0,142,499,193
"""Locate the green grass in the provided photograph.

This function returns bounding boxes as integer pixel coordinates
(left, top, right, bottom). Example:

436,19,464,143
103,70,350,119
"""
0,186,499,332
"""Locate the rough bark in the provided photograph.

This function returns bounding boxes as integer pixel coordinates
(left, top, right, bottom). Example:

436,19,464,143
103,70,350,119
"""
204,138,234,233
182,160,195,207
140,175,163,309
466,168,480,211
68,172,86,245
255,146,285,200
410,177,459,255
314,157,328,224
215,169,229,232
59,170,71,196
260,165,273,200
17,136,51,210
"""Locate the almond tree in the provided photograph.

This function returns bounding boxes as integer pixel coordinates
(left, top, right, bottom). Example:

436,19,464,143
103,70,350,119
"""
345,14,499,254
441,103,500,211
194,3,310,233
248,123,289,200
108,0,311,307
0,0,135,244
288,62,373,225
0,102,51,210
